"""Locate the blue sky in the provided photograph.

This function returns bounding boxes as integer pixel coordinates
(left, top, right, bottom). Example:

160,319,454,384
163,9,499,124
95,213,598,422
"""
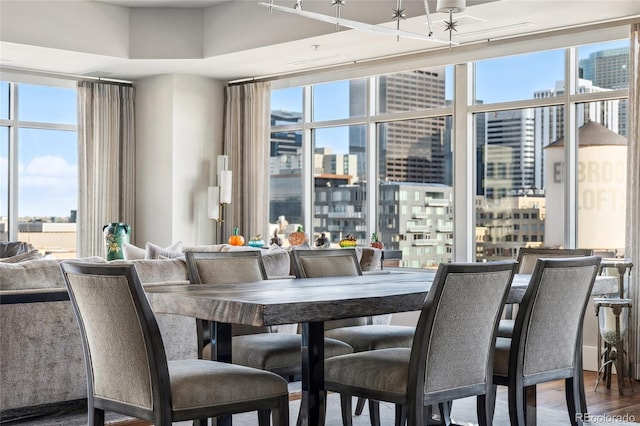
1,84,77,218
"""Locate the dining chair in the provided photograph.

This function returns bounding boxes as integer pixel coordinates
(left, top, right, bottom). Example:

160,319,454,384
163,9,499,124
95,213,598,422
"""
185,251,353,377
290,249,417,421
59,261,289,426
319,260,517,426
500,247,594,327
492,256,601,426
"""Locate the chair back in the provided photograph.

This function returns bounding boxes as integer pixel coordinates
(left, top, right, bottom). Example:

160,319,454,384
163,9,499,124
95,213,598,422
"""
60,262,169,415
185,250,270,336
512,256,600,380
185,250,268,285
516,247,593,274
290,249,366,329
408,261,517,399
290,249,363,278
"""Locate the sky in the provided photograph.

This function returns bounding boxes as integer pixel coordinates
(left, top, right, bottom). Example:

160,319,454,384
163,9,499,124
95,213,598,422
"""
0,39,629,218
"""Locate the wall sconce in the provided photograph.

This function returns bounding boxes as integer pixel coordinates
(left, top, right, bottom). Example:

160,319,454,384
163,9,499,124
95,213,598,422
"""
208,155,233,242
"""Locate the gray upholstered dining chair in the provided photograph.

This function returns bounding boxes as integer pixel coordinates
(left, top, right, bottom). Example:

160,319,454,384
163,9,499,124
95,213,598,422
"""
492,256,601,426
290,249,416,421
59,261,289,426
185,250,353,377
319,260,517,426
500,247,594,329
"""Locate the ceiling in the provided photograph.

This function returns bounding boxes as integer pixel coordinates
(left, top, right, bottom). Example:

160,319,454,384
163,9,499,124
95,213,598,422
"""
1,0,639,83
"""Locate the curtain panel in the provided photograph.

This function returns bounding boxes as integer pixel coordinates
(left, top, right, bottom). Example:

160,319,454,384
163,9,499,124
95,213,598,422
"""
222,82,271,242
77,81,135,258
627,23,640,380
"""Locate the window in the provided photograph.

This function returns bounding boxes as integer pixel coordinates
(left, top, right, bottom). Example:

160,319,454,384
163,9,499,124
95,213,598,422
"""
271,36,630,266
0,79,78,257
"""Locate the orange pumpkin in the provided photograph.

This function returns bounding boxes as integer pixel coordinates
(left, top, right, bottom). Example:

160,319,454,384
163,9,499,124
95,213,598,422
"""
288,226,308,247
228,227,245,246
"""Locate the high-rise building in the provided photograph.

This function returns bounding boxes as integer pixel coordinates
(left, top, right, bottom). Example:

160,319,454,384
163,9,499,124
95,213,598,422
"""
579,47,630,135
350,69,449,185
484,109,536,197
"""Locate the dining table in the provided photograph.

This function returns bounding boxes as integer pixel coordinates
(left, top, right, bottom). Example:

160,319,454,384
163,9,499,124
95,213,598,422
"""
145,269,618,426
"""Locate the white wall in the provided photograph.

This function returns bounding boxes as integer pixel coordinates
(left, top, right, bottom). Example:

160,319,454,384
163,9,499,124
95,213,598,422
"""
134,74,225,247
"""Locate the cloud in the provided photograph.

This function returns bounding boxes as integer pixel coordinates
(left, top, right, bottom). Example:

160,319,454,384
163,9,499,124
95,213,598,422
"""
19,155,78,190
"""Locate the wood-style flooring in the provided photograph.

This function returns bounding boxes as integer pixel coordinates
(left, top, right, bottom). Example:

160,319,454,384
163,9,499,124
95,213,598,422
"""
112,371,639,426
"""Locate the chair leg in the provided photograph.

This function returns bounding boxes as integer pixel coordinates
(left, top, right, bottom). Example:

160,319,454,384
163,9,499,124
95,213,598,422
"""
368,400,381,426
565,376,584,426
89,406,105,426
340,394,354,426
258,408,271,426
437,401,452,425
477,394,492,426
508,381,525,426
524,385,537,426
273,394,290,426
395,404,407,426
355,396,367,415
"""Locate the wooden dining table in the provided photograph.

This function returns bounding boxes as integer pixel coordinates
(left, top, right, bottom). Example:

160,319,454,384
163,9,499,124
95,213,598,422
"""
145,269,618,426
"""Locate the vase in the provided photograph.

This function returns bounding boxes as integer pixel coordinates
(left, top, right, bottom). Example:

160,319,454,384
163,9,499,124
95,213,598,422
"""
103,222,130,261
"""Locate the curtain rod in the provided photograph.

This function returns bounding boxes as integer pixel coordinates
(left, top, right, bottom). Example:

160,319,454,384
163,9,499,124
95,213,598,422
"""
0,66,133,86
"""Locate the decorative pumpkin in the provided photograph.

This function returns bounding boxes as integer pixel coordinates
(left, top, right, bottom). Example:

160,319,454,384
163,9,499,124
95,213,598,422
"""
248,234,266,248
228,227,245,246
288,226,308,247
370,233,383,249
339,233,358,248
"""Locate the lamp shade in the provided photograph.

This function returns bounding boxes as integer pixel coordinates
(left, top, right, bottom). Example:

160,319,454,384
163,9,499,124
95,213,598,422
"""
208,186,220,220
219,170,233,204
436,0,465,12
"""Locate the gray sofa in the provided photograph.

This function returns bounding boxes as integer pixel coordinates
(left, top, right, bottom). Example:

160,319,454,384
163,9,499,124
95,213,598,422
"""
0,246,382,420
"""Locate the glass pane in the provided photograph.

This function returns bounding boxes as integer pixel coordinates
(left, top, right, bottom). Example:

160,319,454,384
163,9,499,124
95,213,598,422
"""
18,128,77,257
377,66,450,114
0,126,7,241
0,81,9,120
573,101,626,257
378,117,453,268
271,87,303,124
578,39,630,136
312,125,366,247
18,84,77,124
475,50,564,104
475,107,549,261
269,130,303,248
312,79,366,121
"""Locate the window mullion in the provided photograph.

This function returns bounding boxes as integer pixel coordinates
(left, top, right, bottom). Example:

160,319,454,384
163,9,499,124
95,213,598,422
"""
8,82,18,241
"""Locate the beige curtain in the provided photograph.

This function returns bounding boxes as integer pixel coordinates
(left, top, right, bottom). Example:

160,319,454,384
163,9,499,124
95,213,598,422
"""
627,23,640,380
625,23,640,379
222,82,271,242
77,81,135,257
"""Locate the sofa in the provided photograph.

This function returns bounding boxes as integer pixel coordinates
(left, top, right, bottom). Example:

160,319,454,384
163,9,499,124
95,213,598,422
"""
0,243,382,420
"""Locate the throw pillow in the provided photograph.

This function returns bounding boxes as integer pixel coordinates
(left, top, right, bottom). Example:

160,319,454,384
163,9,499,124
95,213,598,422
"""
122,242,145,260
0,249,42,263
145,241,184,259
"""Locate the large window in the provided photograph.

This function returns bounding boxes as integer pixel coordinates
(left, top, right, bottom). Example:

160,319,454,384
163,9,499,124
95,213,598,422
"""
474,39,629,261
0,79,78,258
270,68,454,267
270,37,630,266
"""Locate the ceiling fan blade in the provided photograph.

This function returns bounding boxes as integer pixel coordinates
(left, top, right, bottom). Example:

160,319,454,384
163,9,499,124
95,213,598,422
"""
258,2,456,45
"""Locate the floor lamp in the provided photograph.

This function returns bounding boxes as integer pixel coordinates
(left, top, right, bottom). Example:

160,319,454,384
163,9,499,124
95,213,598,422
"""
208,155,233,244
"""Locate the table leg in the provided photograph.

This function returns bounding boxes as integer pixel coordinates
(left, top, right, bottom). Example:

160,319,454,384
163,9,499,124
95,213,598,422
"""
211,321,233,426
300,321,325,426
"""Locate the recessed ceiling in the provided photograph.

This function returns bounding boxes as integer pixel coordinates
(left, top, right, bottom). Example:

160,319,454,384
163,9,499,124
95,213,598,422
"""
1,0,639,83
95,0,229,7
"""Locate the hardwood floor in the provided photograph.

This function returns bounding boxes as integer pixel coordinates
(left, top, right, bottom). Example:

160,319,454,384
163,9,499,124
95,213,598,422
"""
111,372,639,425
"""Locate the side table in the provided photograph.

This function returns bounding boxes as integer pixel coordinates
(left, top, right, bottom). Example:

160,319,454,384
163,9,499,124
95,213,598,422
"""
594,298,634,395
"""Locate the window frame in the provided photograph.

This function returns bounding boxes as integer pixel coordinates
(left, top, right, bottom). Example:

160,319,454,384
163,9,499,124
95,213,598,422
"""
0,74,77,242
